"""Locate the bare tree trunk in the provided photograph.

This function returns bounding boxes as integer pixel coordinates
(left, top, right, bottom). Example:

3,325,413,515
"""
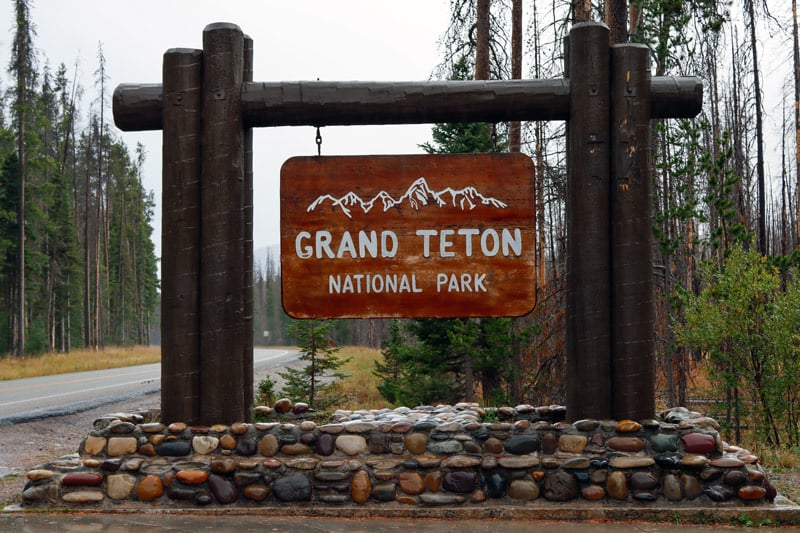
13,0,29,356
794,0,800,248
475,0,490,81
509,0,522,152
605,0,627,44
84,156,92,348
572,0,591,23
746,0,767,254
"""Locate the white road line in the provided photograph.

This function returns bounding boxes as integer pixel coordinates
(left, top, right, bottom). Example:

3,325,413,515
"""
0,377,161,408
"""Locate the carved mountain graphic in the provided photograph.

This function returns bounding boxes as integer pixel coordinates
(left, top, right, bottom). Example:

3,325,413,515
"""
307,177,507,218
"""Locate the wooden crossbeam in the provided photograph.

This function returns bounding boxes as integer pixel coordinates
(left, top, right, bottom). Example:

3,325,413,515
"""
114,77,702,132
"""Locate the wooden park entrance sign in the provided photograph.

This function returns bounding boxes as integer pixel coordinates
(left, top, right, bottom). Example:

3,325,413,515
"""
281,153,535,318
113,22,702,425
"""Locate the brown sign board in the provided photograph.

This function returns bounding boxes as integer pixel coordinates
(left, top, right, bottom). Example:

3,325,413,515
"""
280,153,536,318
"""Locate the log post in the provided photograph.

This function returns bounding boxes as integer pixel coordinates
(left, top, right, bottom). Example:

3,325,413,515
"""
610,44,654,420
161,48,202,425
199,23,249,423
566,22,613,420
242,35,255,417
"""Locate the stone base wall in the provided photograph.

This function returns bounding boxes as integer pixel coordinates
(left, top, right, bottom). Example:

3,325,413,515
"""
20,404,776,508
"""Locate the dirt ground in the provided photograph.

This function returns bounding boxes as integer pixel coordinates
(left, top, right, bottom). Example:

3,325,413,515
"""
2,391,799,508
0,391,160,505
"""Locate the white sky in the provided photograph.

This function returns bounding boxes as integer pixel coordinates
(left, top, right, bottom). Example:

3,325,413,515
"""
1,1,796,261
0,0,451,257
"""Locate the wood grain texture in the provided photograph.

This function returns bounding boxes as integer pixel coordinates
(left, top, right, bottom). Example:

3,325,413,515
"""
281,154,536,319
161,48,202,425
113,78,701,131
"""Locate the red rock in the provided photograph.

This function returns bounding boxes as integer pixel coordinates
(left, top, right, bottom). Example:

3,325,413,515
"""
483,437,504,454
681,432,716,454
616,420,641,432
425,471,443,492
167,422,187,433
351,470,371,504
136,475,164,502
62,472,103,486
274,398,293,414
176,470,209,485
210,458,237,474
398,471,425,495
230,422,249,435
582,485,605,501
404,433,428,455
262,458,283,469
606,471,629,500
219,434,237,450
607,436,645,453
738,485,767,501
243,484,269,501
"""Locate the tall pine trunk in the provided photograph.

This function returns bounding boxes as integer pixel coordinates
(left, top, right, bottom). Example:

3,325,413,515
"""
794,0,800,248
746,0,767,254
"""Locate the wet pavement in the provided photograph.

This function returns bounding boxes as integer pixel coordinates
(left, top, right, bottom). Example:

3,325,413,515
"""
0,513,792,532
4,492,799,531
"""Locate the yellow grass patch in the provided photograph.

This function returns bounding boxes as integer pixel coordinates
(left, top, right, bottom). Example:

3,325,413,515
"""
0,345,161,380
327,346,389,410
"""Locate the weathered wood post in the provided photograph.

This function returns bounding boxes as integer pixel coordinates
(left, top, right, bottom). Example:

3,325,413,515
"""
199,23,250,423
566,22,613,420
242,35,255,419
610,43,654,421
161,48,202,424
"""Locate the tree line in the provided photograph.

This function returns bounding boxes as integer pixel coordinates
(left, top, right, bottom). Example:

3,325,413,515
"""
366,1,800,446
1,0,158,355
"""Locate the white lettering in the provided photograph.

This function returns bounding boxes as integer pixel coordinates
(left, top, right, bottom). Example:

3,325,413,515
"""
416,229,437,258
328,273,423,294
359,230,378,258
436,273,448,292
480,229,500,256
295,231,313,259
338,231,357,259
316,230,335,259
436,272,489,293
381,231,398,258
458,228,480,256
502,228,522,256
329,274,341,293
296,230,398,259
440,229,455,258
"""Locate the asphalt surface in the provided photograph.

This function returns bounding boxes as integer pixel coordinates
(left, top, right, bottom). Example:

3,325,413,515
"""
0,348,297,426
0,513,793,532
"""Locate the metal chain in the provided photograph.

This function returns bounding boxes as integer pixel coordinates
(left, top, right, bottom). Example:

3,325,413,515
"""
491,124,497,152
315,126,322,157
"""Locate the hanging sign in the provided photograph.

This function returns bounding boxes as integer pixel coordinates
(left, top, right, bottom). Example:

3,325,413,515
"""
280,153,536,318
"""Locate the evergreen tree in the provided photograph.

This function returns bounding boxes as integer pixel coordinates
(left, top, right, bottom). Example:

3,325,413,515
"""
372,56,529,406
0,4,159,355
278,319,350,410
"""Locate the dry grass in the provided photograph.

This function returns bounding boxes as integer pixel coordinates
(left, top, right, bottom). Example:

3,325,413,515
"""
327,346,390,410
0,345,161,380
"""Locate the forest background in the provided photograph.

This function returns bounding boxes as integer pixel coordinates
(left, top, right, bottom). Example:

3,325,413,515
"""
4,1,800,448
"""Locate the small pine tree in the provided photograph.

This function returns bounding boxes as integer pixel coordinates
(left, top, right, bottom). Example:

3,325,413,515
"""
279,319,350,409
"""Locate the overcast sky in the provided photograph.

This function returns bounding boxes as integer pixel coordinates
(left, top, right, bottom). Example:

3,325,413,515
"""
0,0,451,258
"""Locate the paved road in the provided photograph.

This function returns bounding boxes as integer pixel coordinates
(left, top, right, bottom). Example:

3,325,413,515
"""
0,348,297,425
0,513,791,532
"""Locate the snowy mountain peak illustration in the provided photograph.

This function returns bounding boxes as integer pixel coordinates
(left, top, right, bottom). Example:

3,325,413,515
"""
306,177,507,218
